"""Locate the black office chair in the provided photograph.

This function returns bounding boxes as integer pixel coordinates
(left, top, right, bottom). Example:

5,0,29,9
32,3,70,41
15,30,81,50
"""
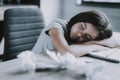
2,7,45,61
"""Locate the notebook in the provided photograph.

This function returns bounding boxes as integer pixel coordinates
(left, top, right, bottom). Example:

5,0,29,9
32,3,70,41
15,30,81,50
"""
87,48,120,63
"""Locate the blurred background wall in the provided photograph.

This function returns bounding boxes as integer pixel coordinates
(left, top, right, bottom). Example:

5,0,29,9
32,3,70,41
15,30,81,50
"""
40,0,62,25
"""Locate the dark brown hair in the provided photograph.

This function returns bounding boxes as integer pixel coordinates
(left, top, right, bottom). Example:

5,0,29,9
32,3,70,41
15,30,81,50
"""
66,10,112,42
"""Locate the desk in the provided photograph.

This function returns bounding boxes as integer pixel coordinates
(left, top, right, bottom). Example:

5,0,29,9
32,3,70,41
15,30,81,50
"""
0,59,85,80
0,58,120,80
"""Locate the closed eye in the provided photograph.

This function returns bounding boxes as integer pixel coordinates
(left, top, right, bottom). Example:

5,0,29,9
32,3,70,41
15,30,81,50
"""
81,25,85,30
86,34,92,40
80,24,85,30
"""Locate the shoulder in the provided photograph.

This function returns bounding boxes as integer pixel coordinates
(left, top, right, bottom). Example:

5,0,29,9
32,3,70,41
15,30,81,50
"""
54,18,68,25
49,18,68,27
45,18,67,34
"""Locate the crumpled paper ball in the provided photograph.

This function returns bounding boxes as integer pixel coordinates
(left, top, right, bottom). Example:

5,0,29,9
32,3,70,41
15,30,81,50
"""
17,50,37,72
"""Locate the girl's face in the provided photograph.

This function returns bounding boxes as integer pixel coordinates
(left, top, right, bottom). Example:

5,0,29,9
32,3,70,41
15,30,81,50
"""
70,22,99,43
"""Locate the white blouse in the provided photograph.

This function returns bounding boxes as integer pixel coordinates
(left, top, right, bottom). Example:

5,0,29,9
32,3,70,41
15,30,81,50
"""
32,19,67,54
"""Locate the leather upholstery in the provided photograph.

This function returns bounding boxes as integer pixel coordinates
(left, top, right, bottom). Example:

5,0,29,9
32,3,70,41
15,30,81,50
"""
3,7,45,61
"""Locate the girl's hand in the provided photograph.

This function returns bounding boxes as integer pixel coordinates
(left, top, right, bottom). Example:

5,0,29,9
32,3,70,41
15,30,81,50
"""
84,38,118,48
69,44,110,57
91,44,110,52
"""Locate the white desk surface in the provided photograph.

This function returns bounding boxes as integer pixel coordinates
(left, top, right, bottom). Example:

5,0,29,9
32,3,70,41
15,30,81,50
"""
0,59,85,80
0,57,120,80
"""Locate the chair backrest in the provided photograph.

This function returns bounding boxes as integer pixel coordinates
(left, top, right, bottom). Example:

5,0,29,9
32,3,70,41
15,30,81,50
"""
3,7,45,61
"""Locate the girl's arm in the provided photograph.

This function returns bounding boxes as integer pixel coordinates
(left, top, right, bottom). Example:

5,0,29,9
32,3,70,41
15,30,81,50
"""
49,28,110,57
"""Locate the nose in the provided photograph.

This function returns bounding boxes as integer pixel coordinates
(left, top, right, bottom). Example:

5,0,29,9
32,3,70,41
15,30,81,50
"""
77,31,85,41
77,32,83,37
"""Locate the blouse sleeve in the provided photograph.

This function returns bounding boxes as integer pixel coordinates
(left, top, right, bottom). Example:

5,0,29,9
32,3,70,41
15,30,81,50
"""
44,19,67,35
